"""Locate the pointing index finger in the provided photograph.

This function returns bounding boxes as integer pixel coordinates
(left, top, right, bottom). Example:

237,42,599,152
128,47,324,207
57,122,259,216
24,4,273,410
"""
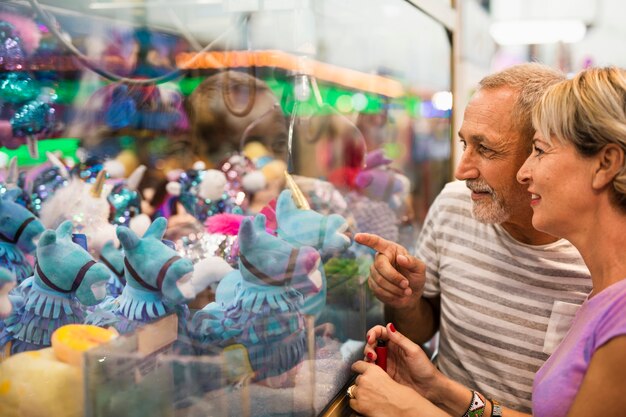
355,233,397,257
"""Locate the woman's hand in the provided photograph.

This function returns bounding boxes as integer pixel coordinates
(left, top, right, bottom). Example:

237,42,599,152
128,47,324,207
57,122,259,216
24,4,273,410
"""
349,360,451,417
363,323,446,402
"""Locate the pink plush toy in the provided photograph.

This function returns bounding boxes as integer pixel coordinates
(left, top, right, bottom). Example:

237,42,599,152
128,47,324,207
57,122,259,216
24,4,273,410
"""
354,149,410,209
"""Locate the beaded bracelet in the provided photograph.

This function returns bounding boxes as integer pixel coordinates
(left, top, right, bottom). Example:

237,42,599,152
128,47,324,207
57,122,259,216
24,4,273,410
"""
488,398,502,417
462,391,486,417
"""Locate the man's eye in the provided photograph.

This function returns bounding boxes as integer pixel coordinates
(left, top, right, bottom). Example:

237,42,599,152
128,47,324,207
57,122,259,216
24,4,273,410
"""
478,144,492,154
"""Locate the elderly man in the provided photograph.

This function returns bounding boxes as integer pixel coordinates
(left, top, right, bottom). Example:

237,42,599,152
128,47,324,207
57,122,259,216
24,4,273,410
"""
356,63,591,412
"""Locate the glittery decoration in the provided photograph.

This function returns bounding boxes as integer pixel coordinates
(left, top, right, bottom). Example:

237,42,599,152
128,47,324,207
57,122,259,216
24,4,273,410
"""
10,99,54,138
27,166,69,216
69,156,106,183
96,83,185,131
0,72,39,104
0,21,26,70
176,168,242,223
219,154,258,211
107,181,142,226
174,231,239,265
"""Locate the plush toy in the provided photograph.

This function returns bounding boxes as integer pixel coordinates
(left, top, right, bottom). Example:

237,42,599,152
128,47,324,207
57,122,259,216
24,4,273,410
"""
0,14,56,157
274,188,351,318
38,170,119,257
354,149,410,210
333,149,411,243
99,240,125,298
0,221,110,355
106,164,151,235
85,217,201,334
22,152,69,216
0,157,31,212
166,163,230,222
0,266,16,318
189,214,323,384
0,188,45,284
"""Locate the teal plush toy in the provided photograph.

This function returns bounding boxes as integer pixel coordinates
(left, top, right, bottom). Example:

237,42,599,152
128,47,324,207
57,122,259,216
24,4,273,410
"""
86,217,196,334
0,188,45,284
0,220,110,354
0,266,16,318
275,189,351,317
190,213,323,383
100,240,125,297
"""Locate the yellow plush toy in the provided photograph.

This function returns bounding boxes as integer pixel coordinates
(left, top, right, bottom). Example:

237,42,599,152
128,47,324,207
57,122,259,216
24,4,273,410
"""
0,324,117,417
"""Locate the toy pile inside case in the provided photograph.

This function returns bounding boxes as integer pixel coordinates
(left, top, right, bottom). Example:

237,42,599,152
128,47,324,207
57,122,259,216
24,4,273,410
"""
0,0,453,416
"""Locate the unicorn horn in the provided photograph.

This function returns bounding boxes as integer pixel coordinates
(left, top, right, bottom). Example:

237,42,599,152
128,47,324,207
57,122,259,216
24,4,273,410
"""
5,156,18,187
126,164,147,192
284,171,310,210
46,151,70,179
91,169,107,198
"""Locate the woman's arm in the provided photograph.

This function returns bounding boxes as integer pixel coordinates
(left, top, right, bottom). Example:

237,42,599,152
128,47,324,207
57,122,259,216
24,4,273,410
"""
567,336,626,417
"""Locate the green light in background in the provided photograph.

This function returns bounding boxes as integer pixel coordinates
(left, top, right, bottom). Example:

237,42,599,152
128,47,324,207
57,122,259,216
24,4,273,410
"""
335,95,354,113
352,93,368,111
0,138,80,167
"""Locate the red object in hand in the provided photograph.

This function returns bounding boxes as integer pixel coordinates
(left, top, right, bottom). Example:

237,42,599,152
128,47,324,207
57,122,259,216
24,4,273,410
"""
375,339,387,372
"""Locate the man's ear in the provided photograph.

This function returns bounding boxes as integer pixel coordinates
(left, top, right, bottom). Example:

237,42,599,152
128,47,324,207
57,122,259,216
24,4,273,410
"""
592,144,625,190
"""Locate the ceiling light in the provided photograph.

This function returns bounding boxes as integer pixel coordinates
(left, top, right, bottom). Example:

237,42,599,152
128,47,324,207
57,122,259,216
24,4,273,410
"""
489,19,586,45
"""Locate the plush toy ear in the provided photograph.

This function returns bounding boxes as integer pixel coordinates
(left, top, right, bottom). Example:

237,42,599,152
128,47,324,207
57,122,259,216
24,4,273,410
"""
253,213,267,232
143,216,167,239
56,220,74,239
276,189,296,218
46,151,69,179
38,229,57,247
116,226,139,251
2,188,20,202
126,164,147,192
364,149,388,168
238,217,258,253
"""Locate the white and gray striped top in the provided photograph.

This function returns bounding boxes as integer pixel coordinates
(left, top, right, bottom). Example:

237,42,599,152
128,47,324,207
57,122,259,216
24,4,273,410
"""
420,181,591,413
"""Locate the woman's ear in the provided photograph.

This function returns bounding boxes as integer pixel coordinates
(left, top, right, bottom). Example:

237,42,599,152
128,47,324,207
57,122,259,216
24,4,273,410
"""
592,144,625,189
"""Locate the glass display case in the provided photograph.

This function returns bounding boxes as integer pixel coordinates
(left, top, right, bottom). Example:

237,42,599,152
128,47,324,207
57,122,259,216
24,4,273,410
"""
0,1,454,416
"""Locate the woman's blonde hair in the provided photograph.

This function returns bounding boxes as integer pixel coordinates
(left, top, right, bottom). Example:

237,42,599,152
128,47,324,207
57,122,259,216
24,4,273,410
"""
533,66,626,210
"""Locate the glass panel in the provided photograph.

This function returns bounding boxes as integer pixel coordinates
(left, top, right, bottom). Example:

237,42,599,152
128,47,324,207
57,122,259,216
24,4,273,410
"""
0,1,452,416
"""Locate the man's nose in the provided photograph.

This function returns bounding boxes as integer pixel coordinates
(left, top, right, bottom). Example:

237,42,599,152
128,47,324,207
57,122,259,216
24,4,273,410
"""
454,151,479,181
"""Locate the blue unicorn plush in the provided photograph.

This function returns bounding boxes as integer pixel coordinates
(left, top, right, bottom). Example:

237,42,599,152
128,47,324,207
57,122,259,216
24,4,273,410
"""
275,189,351,317
86,217,196,334
0,188,45,284
190,214,323,383
0,220,110,354
0,266,16,318
100,240,126,297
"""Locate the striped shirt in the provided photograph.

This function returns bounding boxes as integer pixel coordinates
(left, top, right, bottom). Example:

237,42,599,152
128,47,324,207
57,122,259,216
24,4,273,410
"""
419,181,591,413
